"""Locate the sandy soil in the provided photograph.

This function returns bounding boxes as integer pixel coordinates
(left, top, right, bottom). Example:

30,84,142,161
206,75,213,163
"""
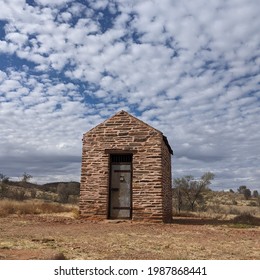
0,215,259,260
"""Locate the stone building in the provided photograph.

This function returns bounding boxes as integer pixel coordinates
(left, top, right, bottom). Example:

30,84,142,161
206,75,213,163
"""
80,110,173,223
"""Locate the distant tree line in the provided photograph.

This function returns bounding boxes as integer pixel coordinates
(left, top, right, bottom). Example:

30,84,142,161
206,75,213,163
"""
237,185,259,200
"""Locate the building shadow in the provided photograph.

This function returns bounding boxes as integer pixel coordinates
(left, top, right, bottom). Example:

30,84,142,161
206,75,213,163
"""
172,217,230,226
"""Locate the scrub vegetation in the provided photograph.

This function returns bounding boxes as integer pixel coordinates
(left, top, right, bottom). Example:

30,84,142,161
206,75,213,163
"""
0,173,259,260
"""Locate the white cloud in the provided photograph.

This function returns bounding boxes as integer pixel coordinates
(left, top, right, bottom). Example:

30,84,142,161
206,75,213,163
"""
35,0,72,7
5,32,27,47
0,0,259,189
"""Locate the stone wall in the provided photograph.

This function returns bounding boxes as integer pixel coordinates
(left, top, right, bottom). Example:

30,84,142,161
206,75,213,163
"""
80,110,173,222
161,139,173,223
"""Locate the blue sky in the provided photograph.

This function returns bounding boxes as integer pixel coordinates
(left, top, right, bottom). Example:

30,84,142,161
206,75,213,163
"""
0,0,259,191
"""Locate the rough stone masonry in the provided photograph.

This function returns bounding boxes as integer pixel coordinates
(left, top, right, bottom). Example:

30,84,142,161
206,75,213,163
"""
80,110,173,223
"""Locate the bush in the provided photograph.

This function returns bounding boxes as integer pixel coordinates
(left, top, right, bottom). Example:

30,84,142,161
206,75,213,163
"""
57,183,69,203
231,199,238,205
228,207,244,215
243,189,251,200
0,184,8,198
57,182,79,203
20,172,33,187
248,201,257,207
30,189,36,199
0,173,9,184
12,189,26,201
232,213,260,226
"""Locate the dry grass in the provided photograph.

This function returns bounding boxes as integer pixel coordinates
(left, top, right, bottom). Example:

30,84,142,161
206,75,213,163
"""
204,204,260,220
0,196,259,260
0,199,76,217
179,190,260,220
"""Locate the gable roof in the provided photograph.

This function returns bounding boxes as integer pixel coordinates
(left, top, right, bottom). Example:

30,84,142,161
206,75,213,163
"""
85,110,173,155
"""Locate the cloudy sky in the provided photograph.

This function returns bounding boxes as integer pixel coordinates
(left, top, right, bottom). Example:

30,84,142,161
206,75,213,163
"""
0,0,259,191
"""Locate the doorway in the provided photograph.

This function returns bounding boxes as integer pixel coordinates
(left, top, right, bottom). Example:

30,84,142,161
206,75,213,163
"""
109,154,132,219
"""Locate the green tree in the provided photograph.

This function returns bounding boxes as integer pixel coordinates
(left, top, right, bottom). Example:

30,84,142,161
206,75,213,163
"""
21,172,32,187
0,173,9,198
173,185,183,213
0,173,9,184
237,185,247,194
173,172,215,211
57,183,70,203
22,172,32,182
237,185,252,200
243,188,251,200
252,190,259,198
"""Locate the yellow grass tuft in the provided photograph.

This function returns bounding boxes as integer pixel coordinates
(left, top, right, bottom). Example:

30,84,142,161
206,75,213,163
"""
0,199,75,217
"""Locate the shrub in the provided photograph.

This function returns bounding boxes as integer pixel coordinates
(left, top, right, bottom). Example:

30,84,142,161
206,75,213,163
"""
237,186,247,194
228,207,243,215
252,190,259,198
232,213,260,226
30,189,36,199
57,183,69,203
248,201,257,207
207,203,222,214
231,199,238,205
243,189,251,200
0,173,9,183
20,172,33,187
57,182,79,203
0,184,8,198
12,189,26,201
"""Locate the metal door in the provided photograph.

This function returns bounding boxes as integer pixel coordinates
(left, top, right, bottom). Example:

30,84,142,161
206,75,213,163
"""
109,163,132,219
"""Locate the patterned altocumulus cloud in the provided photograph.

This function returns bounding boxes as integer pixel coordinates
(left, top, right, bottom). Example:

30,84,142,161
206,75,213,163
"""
0,0,259,190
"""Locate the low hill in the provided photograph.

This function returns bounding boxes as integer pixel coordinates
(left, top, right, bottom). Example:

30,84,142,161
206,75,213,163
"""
0,181,80,204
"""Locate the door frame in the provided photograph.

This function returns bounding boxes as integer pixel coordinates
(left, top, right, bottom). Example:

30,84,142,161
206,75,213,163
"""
108,153,133,219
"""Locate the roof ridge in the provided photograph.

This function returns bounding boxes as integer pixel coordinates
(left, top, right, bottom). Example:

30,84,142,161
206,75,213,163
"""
113,110,162,134
83,110,173,155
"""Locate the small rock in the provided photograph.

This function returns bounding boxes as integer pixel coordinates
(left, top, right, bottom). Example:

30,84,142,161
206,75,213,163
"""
52,252,66,260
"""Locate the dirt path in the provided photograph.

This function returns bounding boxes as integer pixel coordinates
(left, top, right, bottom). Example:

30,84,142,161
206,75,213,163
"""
0,215,259,260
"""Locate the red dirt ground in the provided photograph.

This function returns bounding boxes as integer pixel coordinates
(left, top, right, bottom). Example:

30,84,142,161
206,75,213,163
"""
0,215,259,260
